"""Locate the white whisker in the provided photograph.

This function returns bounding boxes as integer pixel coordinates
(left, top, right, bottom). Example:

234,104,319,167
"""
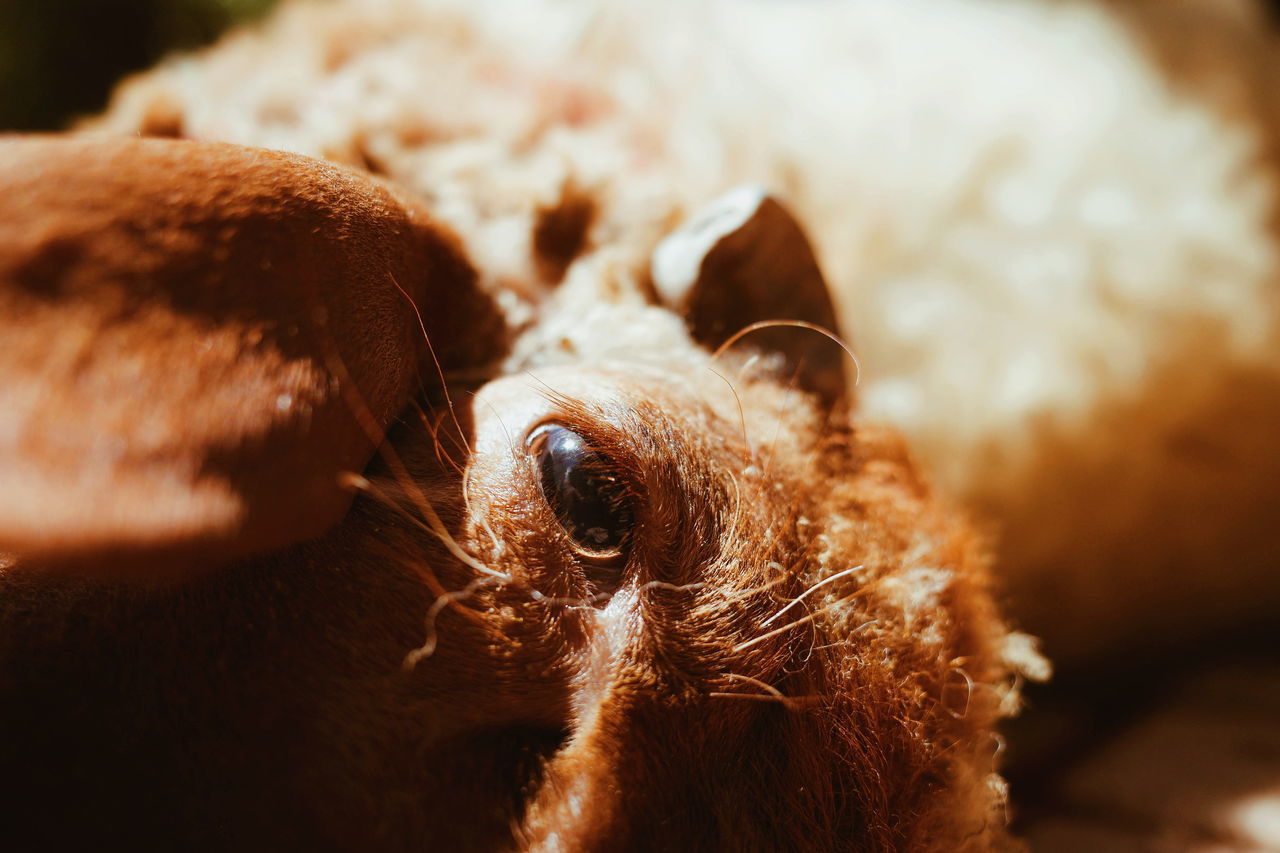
734,608,822,654
636,580,707,594
722,672,787,700
342,472,508,579
403,574,508,670
705,364,752,453
760,565,864,628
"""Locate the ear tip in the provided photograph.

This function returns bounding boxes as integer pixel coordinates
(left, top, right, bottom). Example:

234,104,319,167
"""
650,185,849,403
651,184,774,306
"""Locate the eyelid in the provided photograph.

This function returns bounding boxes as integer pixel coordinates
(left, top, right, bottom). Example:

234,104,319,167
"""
524,419,563,450
524,402,638,457
523,398,656,504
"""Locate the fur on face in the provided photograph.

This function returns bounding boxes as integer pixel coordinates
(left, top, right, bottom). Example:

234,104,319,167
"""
89,0,1280,664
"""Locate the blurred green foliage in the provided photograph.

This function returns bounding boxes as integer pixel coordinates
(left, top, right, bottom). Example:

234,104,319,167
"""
0,0,279,130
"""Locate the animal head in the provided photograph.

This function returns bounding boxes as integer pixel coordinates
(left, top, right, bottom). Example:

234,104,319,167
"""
0,136,1031,851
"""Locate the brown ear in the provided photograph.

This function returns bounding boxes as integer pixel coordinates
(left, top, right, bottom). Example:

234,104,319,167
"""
650,186,847,403
0,136,504,574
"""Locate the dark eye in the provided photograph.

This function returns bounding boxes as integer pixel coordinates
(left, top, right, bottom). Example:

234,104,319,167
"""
527,424,635,561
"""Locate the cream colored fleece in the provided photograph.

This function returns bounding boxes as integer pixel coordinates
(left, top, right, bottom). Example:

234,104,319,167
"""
91,0,1280,663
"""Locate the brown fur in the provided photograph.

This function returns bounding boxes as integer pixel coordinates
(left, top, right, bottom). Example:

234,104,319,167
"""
0,135,503,570
0,138,1025,850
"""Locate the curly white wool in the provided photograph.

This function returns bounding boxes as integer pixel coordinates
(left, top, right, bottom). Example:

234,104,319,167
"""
94,0,1280,661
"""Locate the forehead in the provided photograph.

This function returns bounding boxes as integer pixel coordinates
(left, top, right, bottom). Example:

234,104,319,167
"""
472,357,822,463
471,365,720,460
504,297,700,372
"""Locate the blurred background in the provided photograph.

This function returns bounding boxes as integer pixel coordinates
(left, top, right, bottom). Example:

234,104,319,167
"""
0,0,278,131
4,0,1280,132
4,1,1280,849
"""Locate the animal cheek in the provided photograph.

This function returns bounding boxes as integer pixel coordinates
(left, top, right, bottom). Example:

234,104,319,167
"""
457,442,604,679
465,372,622,597
463,455,584,602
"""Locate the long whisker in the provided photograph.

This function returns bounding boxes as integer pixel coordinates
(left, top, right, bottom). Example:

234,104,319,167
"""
735,584,881,655
403,573,508,670
705,364,752,453
734,352,762,387
710,319,862,387
759,565,865,628
761,365,799,479
473,494,504,557
713,674,827,711
388,271,471,454
410,399,464,477
717,571,792,607
341,472,508,580
326,277,506,613
721,672,788,700
728,568,784,610
733,608,824,654
324,347,460,612
431,401,472,465
636,580,707,594
528,589,614,608
726,465,743,544
707,692,792,704
707,691,825,709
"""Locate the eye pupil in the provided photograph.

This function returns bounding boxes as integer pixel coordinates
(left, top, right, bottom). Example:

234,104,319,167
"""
530,425,633,556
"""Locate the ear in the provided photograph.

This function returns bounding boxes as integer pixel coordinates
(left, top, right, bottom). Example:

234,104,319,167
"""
0,136,505,575
650,186,847,403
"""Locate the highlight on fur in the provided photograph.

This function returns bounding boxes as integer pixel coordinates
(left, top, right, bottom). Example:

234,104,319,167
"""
5,0,1278,848
88,0,1280,663
0,140,1038,849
